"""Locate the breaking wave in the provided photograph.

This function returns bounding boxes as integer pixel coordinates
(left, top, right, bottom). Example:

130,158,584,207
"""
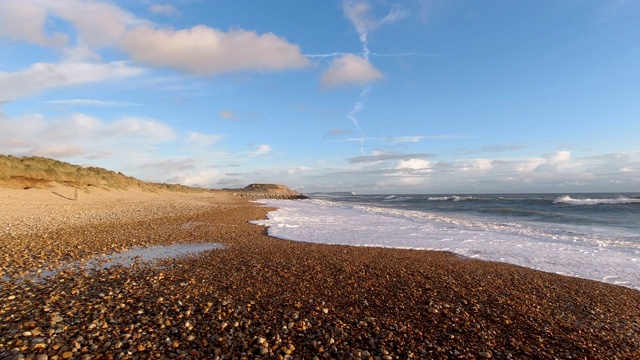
554,195,640,206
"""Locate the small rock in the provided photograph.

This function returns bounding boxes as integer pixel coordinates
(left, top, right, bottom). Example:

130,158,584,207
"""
35,354,48,360
479,351,492,358
62,351,73,359
31,343,47,351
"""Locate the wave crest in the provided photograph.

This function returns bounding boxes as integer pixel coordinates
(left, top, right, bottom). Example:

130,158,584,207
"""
553,195,640,205
428,196,476,202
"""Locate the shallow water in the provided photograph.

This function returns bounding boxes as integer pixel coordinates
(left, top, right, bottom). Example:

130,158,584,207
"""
13,242,224,283
252,193,640,291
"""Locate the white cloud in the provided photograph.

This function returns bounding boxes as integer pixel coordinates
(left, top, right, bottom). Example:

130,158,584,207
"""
288,166,313,175
455,159,495,172
46,99,138,107
0,1,308,75
343,1,372,45
321,54,382,88
389,136,424,143
30,144,85,158
544,150,571,166
0,112,176,159
249,144,272,157
109,117,176,141
0,61,143,102
0,2,67,47
396,159,431,172
379,5,412,25
349,150,433,163
149,4,181,17
120,25,309,75
186,132,223,148
172,169,222,188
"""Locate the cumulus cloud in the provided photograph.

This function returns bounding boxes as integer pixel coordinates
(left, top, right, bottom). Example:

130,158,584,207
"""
0,1,308,75
0,2,67,47
120,25,309,75
0,61,143,102
321,54,382,88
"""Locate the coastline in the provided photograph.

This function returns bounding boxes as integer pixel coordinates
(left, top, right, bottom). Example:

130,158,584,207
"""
1,187,639,359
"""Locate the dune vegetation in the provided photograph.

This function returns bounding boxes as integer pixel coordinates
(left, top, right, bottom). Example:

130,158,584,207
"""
0,154,208,192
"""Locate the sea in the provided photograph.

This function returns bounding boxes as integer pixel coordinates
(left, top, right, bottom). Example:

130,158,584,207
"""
250,193,640,291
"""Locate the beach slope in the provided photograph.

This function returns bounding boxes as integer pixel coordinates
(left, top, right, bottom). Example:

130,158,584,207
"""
0,186,639,359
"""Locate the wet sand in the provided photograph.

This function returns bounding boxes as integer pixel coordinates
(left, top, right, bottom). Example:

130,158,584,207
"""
1,187,639,359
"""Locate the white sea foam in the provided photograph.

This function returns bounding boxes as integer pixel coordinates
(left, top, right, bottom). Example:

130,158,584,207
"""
428,196,476,201
383,195,412,201
554,195,640,205
252,199,640,290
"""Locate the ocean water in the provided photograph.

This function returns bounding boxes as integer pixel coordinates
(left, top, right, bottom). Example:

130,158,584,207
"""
251,193,640,291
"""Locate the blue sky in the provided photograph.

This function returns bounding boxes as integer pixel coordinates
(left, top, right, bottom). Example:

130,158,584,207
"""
1,0,639,193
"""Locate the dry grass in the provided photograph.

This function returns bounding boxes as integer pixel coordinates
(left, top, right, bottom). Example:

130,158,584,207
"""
0,154,209,192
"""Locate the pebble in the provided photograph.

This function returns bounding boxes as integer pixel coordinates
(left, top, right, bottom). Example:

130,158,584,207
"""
1,191,639,360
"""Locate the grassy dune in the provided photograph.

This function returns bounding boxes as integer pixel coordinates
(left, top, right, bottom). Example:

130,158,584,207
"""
0,154,208,192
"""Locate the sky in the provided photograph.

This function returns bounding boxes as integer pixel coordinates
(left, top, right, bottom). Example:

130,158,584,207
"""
1,0,639,194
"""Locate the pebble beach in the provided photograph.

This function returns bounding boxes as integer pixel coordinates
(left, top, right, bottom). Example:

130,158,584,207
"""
1,187,639,360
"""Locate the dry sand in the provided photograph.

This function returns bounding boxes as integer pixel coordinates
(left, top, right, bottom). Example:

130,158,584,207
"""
0,186,639,359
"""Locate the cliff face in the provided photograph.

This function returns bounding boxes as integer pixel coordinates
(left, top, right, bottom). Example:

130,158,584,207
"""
227,184,308,199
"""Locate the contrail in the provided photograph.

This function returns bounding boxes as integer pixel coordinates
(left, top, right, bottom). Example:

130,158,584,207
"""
370,52,447,57
342,0,374,154
305,52,351,58
306,51,443,59
346,86,371,154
